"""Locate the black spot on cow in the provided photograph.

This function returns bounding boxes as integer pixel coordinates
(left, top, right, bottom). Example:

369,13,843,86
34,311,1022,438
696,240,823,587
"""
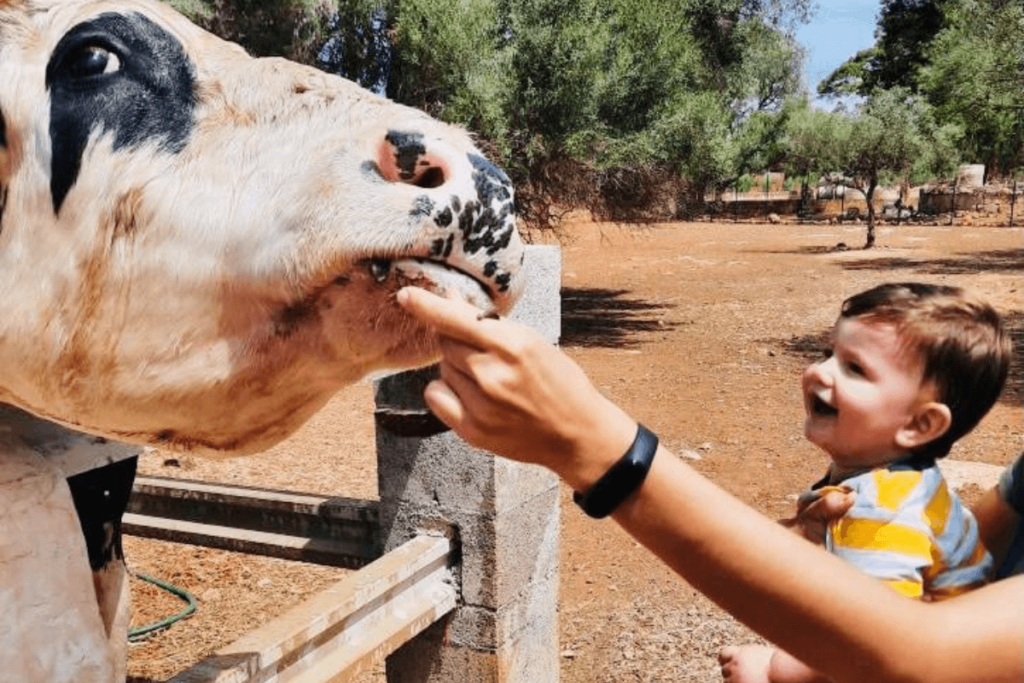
386,130,426,181
411,195,435,218
469,154,512,204
434,205,453,228
495,272,511,292
66,456,138,571
46,12,196,213
428,233,456,259
0,110,6,148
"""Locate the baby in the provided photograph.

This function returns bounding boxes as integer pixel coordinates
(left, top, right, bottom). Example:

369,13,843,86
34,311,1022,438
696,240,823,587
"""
721,282,1012,683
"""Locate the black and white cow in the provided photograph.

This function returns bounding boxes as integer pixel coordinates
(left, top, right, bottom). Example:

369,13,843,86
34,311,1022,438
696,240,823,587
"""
0,1,523,680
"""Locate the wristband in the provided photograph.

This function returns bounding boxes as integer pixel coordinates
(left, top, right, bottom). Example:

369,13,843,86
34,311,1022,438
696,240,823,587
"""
573,423,659,519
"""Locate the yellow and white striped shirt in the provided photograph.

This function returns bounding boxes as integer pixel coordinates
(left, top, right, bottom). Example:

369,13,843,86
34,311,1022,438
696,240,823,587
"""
813,458,992,600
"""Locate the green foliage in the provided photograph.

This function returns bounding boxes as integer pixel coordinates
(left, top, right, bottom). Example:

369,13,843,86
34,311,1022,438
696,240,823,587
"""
383,0,810,204
817,47,877,97
166,0,331,63
871,0,946,92
735,173,757,192
834,88,957,246
389,0,514,146
161,0,813,220
816,0,1023,176
919,0,1024,174
817,1,946,98
780,96,848,180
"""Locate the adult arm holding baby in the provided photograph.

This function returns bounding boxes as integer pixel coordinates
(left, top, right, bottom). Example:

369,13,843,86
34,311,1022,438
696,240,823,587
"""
396,285,1024,683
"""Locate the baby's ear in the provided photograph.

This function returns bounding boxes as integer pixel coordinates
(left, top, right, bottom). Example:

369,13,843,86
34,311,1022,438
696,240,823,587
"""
895,402,952,450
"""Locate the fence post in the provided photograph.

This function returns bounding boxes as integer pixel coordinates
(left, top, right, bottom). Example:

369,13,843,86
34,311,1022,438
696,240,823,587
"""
1011,179,1018,228
374,245,562,683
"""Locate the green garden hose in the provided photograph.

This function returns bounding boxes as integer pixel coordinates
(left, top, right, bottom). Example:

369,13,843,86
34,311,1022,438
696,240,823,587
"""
128,572,198,642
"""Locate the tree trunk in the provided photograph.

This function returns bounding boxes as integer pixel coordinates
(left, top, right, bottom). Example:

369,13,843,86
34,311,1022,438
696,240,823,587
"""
799,180,813,222
864,178,877,249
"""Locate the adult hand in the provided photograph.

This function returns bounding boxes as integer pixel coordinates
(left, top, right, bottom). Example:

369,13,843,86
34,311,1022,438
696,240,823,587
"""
397,286,637,491
780,486,855,545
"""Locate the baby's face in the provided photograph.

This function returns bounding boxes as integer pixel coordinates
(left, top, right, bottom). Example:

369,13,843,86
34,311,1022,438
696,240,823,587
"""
802,317,935,473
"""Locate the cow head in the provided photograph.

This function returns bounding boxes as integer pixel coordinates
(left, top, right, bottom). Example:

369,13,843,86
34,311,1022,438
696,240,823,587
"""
0,0,524,454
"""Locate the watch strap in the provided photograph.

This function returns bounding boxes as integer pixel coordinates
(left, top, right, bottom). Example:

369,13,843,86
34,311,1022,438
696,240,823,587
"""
573,423,659,519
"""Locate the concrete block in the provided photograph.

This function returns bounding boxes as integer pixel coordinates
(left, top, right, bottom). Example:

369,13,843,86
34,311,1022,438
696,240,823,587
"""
444,566,559,649
376,432,558,518
387,620,499,683
376,245,562,683
509,246,562,344
459,486,560,608
375,484,559,608
386,574,560,683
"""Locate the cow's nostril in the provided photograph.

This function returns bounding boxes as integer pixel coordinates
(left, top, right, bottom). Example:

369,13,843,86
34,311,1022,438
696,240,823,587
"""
414,166,445,189
376,133,450,189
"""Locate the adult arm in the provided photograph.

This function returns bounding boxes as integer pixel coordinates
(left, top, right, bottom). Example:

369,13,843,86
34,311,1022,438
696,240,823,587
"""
980,453,1024,565
975,485,1018,569
398,287,1024,683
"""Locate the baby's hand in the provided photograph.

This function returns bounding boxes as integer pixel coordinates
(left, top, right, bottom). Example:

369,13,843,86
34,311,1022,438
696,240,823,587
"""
780,486,855,545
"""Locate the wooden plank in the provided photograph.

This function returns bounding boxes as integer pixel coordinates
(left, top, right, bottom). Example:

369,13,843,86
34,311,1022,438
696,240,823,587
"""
122,514,372,569
126,477,379,568
168,535,455,683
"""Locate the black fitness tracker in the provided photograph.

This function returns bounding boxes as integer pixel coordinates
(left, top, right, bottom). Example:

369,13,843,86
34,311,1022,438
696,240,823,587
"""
573,423,659,519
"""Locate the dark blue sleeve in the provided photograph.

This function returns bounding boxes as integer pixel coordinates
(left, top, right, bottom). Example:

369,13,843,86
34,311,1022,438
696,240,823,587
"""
998,452,1024,516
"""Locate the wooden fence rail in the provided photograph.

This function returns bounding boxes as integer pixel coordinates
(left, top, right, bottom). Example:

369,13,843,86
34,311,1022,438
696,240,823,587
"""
168,535,455,683
125,476,379,569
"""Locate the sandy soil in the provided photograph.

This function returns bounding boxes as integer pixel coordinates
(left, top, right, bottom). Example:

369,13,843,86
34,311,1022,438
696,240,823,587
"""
126,217,1023,682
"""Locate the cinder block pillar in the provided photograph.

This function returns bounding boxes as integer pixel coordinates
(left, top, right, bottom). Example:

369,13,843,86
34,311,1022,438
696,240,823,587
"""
374,246,561,683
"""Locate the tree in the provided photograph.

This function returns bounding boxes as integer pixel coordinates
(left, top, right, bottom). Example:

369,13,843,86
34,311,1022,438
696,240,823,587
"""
166,0,813,223
780,97,848,217
871,0,946,92
918,0,1024,175
836,89,959,248
816,0,946,99
166,0,331,63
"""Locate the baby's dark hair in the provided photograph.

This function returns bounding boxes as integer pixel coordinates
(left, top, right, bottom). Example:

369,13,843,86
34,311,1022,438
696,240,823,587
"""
840,282,1012,458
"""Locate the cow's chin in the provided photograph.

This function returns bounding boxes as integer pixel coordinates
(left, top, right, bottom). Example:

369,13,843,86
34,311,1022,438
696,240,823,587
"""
148,266,488,457
0,264,495,458
391,260,495,314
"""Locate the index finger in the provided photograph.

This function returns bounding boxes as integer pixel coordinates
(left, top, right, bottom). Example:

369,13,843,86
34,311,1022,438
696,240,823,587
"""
397,286,502,348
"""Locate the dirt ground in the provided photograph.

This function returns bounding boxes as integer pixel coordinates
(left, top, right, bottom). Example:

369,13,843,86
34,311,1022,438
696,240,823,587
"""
126,216,1023,682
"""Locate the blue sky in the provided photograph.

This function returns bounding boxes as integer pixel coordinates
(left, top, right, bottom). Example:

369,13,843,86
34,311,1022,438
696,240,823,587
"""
796,0,879,106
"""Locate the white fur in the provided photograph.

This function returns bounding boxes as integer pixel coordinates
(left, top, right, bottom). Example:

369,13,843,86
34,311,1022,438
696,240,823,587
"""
0,0,523,455
0,2,523,680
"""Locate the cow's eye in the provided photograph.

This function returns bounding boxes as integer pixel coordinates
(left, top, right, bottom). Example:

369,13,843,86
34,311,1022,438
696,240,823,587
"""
67,45,121,79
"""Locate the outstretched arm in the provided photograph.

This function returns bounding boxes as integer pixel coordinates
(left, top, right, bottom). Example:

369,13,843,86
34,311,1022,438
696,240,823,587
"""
398,287,1024,683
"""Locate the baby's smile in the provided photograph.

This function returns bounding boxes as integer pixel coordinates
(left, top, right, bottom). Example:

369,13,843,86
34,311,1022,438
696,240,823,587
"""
811,393,838,417
807,385,838,418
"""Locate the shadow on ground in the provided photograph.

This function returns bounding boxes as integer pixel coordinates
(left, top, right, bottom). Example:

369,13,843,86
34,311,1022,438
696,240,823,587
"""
560,287,681,348
752,248,1024,273
772,311,1024,408
838,249,1024,275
